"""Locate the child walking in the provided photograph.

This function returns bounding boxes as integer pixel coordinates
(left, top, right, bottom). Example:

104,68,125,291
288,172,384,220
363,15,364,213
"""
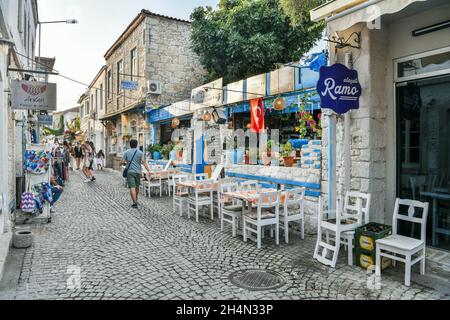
96,150,105,171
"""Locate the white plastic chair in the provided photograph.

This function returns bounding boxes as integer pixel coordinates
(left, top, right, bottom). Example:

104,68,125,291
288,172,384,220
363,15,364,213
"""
376,198,429,287
187,179,215,223
243,191,281,249
279,188,306,244
219,182,243,237
172,174,190,216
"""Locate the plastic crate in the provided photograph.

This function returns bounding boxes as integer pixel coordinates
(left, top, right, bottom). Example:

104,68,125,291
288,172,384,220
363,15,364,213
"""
356,248,391,271
355,222,392,253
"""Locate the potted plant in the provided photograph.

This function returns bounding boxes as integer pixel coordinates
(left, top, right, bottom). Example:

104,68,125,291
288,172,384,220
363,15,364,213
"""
261,140,275,166
173,142,183,161
280,142,295,167
147,144,155,159
153,145,162,160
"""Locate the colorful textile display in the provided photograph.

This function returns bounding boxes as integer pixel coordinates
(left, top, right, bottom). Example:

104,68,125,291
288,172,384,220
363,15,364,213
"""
20,192,37,213
31,182,53,212
25,150,52,174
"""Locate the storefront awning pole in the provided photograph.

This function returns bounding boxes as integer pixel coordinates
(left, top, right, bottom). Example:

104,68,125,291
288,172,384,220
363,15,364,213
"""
328,113,337,216
344,52,353,194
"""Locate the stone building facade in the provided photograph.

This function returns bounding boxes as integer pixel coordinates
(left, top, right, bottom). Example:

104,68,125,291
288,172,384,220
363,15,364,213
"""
311,0,450,250
100,10,205,169
0,0,38,235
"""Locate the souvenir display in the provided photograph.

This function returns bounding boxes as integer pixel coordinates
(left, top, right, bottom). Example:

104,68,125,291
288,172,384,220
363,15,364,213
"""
25,150,52,175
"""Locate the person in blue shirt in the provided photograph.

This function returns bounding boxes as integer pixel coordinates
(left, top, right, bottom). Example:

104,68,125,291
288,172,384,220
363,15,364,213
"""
120,139,151,209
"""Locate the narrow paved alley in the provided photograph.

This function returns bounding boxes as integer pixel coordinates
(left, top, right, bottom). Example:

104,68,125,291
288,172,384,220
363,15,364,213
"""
0,171,444,300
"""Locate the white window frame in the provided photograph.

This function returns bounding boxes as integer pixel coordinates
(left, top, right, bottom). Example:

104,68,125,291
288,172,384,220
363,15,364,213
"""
394,45,450,83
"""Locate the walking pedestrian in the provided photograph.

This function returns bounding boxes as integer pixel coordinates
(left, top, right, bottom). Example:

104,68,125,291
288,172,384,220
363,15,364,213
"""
74,142,83,170
120,139,151,209
87,141,96,181
96,149,105,171
82,142,94,183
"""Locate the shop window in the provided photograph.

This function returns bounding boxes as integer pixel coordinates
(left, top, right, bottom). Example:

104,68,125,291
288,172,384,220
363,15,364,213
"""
396,75,450,250
131,120,137,137
397,49,450,81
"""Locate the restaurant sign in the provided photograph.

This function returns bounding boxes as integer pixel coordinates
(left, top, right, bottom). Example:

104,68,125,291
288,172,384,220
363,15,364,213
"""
11,80,57,111
190,78,223,112
317,64,361,114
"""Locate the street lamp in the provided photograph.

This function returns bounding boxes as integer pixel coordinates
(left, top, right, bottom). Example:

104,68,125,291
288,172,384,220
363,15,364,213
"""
37,19,79,67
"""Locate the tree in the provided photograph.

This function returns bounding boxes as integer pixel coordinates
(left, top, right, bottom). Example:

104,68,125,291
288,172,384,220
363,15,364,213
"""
278,0,326,26
190,0,324,84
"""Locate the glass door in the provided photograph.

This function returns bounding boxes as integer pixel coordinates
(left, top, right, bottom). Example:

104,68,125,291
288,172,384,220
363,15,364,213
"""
396,75,450,250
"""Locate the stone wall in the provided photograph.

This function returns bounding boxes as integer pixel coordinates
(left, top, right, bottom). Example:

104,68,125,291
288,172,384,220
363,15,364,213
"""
145,15,205,106
321,23,389,223
105,22,146,115
225,164,321,233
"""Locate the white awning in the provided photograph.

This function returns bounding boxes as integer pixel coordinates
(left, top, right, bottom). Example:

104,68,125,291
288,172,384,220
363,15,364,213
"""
324,0,426,33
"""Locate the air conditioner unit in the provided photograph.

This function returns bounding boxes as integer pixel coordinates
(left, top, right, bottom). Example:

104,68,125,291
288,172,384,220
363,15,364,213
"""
147,80,162,95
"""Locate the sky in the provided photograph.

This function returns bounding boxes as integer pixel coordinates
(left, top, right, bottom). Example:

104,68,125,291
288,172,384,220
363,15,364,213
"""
38,0,324,112
38,0,219,111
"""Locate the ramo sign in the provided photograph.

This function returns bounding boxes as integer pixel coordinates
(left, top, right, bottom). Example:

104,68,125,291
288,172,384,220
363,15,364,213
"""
317,63,361,114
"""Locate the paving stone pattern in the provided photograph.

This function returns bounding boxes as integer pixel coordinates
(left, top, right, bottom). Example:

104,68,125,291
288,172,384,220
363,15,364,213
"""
0,171,445,300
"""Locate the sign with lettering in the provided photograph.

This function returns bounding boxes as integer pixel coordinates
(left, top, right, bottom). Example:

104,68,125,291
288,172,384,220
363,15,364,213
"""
317,64,361,114
11,80,57,111
37,115,53,125
121,80,139,91
190,78,223,111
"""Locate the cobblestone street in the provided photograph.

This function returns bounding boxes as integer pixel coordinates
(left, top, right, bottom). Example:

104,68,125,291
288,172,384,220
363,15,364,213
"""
0,171,446,300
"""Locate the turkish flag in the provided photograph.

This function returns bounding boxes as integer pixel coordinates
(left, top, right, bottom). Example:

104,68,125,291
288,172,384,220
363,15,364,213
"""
250,98,265,133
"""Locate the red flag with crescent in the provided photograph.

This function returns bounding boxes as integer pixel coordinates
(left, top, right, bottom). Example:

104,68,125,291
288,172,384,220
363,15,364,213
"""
250,98,264,133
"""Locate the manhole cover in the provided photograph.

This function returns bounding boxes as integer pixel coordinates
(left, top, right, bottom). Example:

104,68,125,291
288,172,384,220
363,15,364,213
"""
229,269,286,291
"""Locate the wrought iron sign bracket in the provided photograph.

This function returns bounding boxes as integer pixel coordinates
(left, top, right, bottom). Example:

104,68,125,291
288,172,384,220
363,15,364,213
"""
325,32,361,50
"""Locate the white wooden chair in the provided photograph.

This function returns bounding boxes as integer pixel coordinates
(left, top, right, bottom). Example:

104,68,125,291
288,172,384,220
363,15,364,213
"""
172,174,190,216
187,179,215,223
219,182,243,237
340,192,371,266
376,198,429,287
213,177,236,215
239,180,260,191
313,196,363,268
243,191,281,249
194,173,208,181
211,164,224,181
143,167,164,198
279,188,306,244
164,160,173,171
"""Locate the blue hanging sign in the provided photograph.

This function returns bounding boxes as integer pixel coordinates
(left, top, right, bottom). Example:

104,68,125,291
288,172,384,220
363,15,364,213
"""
121,80,139,91
317,63,361,114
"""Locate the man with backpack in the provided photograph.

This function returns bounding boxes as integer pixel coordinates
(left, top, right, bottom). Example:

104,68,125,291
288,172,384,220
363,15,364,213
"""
120,139,151,209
